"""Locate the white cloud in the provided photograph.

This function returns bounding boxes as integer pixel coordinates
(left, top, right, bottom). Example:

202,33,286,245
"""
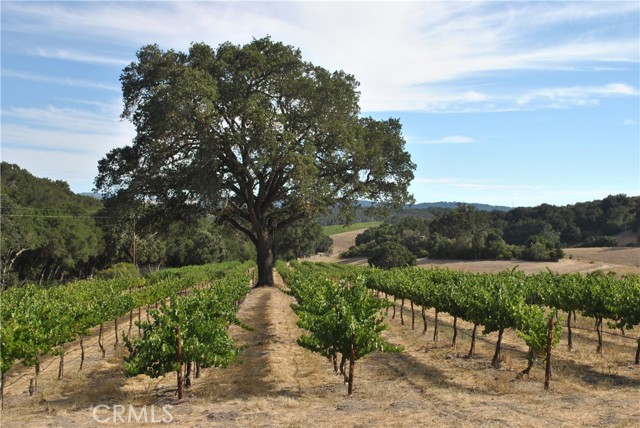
3,104,125,134
516,83,639,107
3,1,638,112
623,118,638,126
2,68,119,91
33,48,129,66
1,101,135,188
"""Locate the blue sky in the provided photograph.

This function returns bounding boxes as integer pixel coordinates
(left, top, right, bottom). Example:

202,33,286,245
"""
1,1,638,207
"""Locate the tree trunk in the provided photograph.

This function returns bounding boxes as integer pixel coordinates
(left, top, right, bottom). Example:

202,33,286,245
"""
98,323,106,358
185,361,192,389
491,328,504,368
452,316,458,347
433,310,439,341
176,327,184,400
468,324,477,358
545,317,555,390
80,336,85,370
422,307,427,334
58,344,65,380
33,360,40,395
392,297,397,320
114,318,119,349
195,361,201,378
567,313,573,350
520,347,534,376
400,299,405,325
340,355,347,383
347,334,356,397
596,317,603,354
411,301,415,330
1,248,28,289
635,337,639,365
256,232,275,286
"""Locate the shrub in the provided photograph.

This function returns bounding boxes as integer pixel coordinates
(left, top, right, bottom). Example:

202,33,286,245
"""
580,236,618,248
367,241,417,270
94,262,139,279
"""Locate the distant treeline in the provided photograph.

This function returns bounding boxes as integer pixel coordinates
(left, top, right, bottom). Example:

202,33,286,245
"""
0,163,330,288
341,196,640,263
2,161,637,286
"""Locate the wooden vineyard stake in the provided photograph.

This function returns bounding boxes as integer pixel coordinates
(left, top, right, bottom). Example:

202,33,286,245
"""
545,317,555,390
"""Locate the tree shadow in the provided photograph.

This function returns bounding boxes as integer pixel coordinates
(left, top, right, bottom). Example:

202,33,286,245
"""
555,358,640,388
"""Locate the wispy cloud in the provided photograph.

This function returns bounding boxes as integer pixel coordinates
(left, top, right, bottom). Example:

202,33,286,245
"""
3,104,123,133
2,102,133,154
623,118,638,126
2,68,119,91
33,48,129,66
3,2,638,112
516,83,639,108
398,83,639,113
1,101,134,191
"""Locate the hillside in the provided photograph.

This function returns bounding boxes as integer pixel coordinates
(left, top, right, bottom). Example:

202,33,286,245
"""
313,229,640,276
409,201,511,211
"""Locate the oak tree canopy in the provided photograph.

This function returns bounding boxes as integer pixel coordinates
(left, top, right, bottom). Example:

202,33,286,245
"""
95,37,415,285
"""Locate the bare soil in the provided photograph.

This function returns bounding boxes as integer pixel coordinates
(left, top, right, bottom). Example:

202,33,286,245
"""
1,230,638,427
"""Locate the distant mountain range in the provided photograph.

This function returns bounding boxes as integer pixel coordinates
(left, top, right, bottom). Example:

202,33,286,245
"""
79,192,511,212
357,200,511,212
407,201,511,212
79,192,103,200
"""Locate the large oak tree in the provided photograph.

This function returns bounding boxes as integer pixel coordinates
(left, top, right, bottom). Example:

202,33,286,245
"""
95,37,415,285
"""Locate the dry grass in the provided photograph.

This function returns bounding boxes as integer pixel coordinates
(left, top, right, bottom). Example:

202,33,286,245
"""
312,228,640,276
2,230,639,427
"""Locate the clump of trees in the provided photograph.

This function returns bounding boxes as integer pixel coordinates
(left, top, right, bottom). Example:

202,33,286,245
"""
0,162,332,288
367,241,416,270
1,163,104,288
342,196,639,262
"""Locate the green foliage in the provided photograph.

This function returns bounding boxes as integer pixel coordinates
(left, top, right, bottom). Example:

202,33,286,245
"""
163,219,226,267
340,195,639,262
515,304,562,355
95,37,415,286
275,220,333,261
94,262,139,279
0,262,250,383
123,269,250,379
1,162,105,287
367,241,416,270
579,236,618,248
282,264,400,394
